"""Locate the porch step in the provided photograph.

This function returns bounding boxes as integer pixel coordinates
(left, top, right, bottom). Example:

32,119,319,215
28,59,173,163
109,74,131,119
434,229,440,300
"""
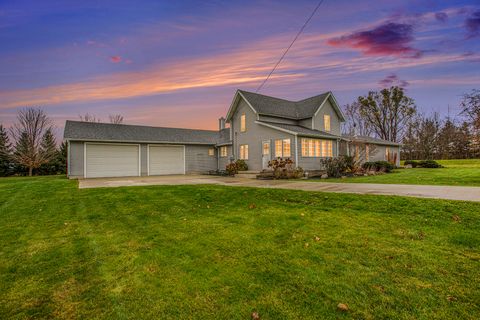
235,171,261,179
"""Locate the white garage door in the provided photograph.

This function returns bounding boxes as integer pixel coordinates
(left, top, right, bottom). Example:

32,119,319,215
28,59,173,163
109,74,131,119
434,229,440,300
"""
149,145,185,175
86,144,139,178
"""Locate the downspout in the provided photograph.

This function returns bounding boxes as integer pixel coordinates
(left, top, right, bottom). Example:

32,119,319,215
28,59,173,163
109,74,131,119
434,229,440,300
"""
294,134,298,167
336,139,339,157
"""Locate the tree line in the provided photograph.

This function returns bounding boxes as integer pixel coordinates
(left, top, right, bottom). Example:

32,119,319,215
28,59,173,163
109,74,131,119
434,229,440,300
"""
0,110,124,177
342,87,479,160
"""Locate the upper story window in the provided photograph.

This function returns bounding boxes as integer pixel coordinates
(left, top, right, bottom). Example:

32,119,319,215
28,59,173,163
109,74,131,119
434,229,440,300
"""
239,144,249,160
324,114,331,132
275,139,291,158
240,114,246,132
220,146,228,157
208,148,215,156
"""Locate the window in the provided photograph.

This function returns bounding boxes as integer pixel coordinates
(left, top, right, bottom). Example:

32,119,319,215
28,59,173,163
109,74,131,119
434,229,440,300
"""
239,144,249,160
283,139,291,157
275,139,291,157
355,145,359,161
301,138,333,157
365,145,369,161
220,146,228,157
324,114,331,132
385,147,390,161
240,114,246,132
208,148,214,156
262,141,270,155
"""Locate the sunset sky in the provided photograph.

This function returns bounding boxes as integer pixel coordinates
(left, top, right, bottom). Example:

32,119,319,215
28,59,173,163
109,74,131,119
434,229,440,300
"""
0,0,479,134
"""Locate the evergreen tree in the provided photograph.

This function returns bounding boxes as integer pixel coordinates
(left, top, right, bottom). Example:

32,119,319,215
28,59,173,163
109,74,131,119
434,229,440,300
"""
38,129,58,175
13,131,30,175
0,125,13,176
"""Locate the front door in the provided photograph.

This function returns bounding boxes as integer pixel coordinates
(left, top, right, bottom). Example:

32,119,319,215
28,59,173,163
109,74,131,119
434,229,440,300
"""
262,140,270,170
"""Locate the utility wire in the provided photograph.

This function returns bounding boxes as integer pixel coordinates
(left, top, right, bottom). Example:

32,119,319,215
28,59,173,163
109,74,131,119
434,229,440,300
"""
256,0,325,93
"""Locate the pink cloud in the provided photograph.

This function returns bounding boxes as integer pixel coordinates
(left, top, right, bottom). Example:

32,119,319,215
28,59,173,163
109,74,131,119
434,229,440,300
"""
327,22,422,58
378,73,409,88
110,56,122,63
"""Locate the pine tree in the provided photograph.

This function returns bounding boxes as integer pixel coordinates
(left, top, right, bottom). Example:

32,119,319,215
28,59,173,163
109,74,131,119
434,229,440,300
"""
13,131,31,175
38,129,58,175
57,141,67,174
0,125,13,176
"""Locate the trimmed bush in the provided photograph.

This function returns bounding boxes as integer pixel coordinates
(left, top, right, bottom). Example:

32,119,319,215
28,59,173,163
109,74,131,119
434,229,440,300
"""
404,160,418,168
235,159,248,171
362,161,394,173
404,160,443,168
418,160,443,168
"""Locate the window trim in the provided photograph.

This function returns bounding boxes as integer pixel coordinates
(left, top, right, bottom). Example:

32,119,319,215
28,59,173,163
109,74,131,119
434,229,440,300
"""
301,138,333,157
274,139,291,158
220,146,228,157
240,114,246,132
239,144,249,160
324,114,331,132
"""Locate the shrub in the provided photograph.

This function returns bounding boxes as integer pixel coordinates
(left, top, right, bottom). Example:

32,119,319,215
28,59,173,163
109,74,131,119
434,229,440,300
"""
225,162,238,176
417,160,443,168
320,157,349,178
235,159,248,171
404,160,442,168
268,158,302,179
404,160,418,168
362,161,394,173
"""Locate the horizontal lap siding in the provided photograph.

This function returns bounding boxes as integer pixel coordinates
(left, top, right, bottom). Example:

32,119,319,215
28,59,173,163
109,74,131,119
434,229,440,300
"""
218,145,232,171
185,145,217,173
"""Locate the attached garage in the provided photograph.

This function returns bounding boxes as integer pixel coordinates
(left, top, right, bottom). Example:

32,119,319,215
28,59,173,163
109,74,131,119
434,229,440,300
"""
148,145,185,175
85,143,140,178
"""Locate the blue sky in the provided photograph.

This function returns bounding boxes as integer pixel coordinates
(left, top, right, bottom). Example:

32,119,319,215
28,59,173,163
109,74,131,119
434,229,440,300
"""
0,0,479,131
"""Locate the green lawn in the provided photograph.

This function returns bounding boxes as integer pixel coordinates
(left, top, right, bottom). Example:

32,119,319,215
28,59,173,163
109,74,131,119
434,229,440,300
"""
1,176,479,319
320,159,480,186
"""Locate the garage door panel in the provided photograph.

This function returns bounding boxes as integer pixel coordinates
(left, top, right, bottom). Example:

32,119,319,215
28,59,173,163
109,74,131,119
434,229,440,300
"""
86,144,139,178
149,145,184,175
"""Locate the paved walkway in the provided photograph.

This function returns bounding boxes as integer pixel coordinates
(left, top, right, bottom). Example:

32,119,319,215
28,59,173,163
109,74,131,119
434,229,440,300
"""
79,175,480,202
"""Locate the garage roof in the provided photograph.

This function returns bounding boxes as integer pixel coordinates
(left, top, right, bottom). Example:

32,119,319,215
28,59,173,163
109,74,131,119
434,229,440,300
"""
64,121,229,145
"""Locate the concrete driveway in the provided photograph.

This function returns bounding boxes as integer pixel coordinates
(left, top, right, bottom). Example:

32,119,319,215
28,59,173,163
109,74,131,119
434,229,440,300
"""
78,175,480,202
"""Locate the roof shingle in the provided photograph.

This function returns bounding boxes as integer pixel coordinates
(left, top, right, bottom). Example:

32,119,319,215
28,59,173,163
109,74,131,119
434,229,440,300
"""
64,121,229,145
238,90,332,119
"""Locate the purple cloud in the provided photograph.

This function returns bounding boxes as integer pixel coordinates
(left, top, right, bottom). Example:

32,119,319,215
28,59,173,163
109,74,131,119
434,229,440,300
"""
328,22,422,58
378,74,409,88
435,12,448,23
465,10,480,38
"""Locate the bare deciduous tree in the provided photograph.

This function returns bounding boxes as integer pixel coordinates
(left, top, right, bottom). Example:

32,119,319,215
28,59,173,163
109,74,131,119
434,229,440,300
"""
342,102,373,136
78,113,101,122
357,86,417,142
109,114,124,124
10,108,55,176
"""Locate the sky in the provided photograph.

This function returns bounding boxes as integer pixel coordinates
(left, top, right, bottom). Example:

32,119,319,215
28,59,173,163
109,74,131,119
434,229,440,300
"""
0,0,479,136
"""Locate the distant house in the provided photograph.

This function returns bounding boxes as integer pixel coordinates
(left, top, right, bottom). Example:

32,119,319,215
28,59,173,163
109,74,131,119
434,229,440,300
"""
64,90,400,178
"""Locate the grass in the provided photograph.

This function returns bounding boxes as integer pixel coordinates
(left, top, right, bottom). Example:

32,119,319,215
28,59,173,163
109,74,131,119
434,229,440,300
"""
1,176,479,319
319,159,480,186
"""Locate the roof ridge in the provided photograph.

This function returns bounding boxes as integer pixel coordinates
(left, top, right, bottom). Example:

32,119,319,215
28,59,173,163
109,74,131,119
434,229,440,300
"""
238,89,295,103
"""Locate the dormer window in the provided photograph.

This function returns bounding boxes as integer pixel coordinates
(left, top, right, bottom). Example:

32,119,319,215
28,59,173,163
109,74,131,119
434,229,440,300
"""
240,114,246,132
324,114,331,132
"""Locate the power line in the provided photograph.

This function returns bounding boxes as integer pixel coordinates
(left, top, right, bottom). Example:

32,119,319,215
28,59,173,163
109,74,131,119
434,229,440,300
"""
256,0,325,93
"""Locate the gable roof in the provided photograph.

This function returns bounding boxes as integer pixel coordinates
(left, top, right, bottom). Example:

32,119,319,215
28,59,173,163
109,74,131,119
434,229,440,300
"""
64,120,226,145
342,135,401,146
256,121,341,139
226,90,346,121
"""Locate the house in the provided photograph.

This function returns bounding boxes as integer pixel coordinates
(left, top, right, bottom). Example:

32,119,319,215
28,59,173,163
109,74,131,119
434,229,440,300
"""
64,89,400,178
